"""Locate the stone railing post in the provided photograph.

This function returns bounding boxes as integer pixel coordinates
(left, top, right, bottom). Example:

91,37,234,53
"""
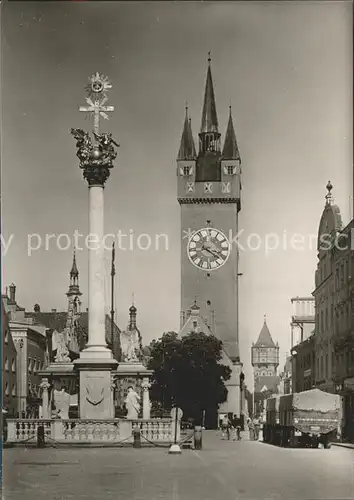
52,419,65,442
141,378,151,420
7,420,16,442
40,378,51,419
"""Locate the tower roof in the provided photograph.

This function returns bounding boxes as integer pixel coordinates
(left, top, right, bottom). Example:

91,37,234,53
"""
70,251,79,278
177,106,196,160
255,317,276,347
222,106,241,161
200,54,219,134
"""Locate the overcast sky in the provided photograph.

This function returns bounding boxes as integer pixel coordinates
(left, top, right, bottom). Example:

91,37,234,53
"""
2,1,352,383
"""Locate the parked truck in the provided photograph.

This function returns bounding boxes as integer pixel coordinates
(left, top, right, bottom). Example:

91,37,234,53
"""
263,389,341,449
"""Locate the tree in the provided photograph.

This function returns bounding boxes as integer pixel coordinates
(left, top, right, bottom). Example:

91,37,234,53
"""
148,331,231,424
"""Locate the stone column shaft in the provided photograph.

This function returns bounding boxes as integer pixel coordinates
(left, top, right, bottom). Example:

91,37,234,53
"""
87,185,106,350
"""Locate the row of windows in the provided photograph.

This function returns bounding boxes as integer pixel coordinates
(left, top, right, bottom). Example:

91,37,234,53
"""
317,302,351,334
4,357,16,372
4,382,41,398
181,165,236,176
4,382,16,397
318,255,350,286
28,358,44,373
315,349,354,381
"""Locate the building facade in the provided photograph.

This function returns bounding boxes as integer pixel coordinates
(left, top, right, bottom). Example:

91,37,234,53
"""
177,56,243,418
2,298,17,415
251,317,280,415
313,183,343,394
291,334,316,393
3,284,47,416
331,219,354,443
313,182,353,442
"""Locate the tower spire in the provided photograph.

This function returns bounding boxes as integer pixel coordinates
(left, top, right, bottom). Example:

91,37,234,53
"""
177,104,196,160
67,250,82,298
70,248,79,278
222,105,241,162
200,54,219,134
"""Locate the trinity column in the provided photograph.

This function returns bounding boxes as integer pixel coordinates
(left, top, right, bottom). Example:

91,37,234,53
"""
71,73,119,419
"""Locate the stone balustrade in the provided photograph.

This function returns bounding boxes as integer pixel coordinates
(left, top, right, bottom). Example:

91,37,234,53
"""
5,418,178,445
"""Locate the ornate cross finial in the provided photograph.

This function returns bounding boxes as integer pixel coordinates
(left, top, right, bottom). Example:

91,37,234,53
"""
264,313,267,322
208,51,211,64
79,73,114,135
132,292,135,306
206,220,211,226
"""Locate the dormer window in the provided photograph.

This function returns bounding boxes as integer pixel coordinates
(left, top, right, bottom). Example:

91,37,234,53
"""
5,358,9,371
12,358,15,373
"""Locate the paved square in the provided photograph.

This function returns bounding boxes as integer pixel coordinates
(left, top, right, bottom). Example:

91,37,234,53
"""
3,432,354,500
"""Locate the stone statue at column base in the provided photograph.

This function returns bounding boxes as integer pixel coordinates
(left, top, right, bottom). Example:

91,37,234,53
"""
124,386,140,419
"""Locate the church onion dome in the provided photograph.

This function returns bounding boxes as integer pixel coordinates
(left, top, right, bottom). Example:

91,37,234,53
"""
177,106,196,160
222,106,241,162
129,304,137,314
70,251,79,278
200,54,219,134
254,317,276,347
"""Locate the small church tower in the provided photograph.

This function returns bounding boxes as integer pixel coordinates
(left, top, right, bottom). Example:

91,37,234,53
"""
251,316,279,378
65,251,82,354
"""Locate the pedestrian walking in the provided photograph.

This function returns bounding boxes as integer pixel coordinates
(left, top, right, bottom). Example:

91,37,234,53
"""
231,414,239,441
220,415,229,439
253,416,260,441
248,417,255,440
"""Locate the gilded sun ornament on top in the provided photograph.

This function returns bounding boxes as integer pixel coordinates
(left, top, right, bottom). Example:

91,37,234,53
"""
85,72,112,101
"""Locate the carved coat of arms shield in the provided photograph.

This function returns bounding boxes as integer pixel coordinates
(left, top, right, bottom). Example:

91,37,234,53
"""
86,384,105,407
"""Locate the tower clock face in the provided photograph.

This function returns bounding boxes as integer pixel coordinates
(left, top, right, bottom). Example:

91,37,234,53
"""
187,227,231,271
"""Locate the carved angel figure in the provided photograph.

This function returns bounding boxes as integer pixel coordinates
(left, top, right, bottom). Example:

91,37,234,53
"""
94,132,119,167
54,331,71,363
70,128,93,166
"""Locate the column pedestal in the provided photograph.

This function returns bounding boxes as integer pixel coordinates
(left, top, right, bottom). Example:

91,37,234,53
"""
75,359,118,419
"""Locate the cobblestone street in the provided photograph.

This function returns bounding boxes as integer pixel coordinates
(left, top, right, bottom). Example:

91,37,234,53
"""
3,432,354,500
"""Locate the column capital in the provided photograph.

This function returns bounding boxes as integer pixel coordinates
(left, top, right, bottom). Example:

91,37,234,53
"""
70,129,119,187
83,164,112,187
141,379,151,391
40,378,51,391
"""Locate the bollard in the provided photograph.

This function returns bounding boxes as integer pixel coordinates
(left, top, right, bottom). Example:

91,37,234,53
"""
37,425,45,448
133,425,141,448
194,425,202,450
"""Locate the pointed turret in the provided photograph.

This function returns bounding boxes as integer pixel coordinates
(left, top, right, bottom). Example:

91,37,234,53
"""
128,303,137,330
196,53,222,181
177,106,196,160
254,315,275,347
200,54,219,134
70,250,79,278
67,251,82,298
222,106,241,162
